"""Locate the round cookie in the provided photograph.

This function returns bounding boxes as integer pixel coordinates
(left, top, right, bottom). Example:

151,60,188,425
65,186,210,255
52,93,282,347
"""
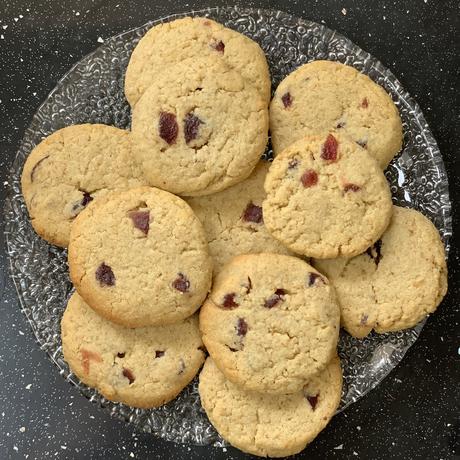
199,254,340,394
68,186,212,328
185,161,293,273
131,59,268,196
263,132,393,259
199,356,342,458
314,206,448,338
21,124,145,247
270,60,403,169
62,292,205,408
125,16,271,106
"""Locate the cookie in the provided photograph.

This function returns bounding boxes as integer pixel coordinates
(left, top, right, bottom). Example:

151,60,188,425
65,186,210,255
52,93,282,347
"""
270,60,403,169
125,16,271,106
131,58,268,196
68,186,213,328
185,161,293,273
263,132,393,259
314,206,448,338
199,254,340,394
21,124,145,247
62,292,205,408
199,356,342,457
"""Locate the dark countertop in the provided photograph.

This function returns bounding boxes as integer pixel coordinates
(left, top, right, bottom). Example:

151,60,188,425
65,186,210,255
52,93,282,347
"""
0,1,459,459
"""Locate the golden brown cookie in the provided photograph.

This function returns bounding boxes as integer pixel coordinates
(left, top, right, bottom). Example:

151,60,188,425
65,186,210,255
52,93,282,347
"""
270,60,403,168
314,206,448,337
185,161,292,273
125,16,270,106
199,356,342,457
131,58,268,196
62,292,205,408
200,254,340,394
263,132,393,259
21,124,145,247
68,186,212,328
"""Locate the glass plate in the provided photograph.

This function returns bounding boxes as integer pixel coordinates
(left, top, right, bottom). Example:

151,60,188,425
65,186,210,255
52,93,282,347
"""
3,6,452,446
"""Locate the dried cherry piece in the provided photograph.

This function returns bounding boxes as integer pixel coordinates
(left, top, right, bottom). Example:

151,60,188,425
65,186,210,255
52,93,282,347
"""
301,169,318,188
307,272,326,287
96,263,115,287
128,210,150,235
122,368,135,384
81,348,102,375
242,202,263,224
306,393,319,410
81,191,93,207
70,190,94,216
321,134,338,162
264,288,287,309
172,273,190,293
184,112,203,144
361,97,369,108
221,293,239,309
211,40,225,53
366,240,383,266
236,318,248,337
281,92,293,108
159,111,178,145
343,183,361,192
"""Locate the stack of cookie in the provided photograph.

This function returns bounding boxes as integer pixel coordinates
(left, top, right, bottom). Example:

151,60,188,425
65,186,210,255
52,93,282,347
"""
199,253,342,456
20,16,447,458
266,60,447,339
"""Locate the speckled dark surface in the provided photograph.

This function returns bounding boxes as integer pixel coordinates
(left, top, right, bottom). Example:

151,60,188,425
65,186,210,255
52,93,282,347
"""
0,0,459,459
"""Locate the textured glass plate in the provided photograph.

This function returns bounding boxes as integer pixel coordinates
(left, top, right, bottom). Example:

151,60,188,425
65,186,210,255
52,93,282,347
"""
3,6,451,447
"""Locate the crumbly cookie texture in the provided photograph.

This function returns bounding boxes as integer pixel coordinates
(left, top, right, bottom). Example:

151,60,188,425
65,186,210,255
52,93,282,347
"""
131,58,268,196
68,186,213,328
199,253,340,394
21,124,145,247
270,60,403,169
62,292,205,408
199,356,342,458
263,132,393,259
314,206,448,338
186,161,293,273
125,16,271,106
